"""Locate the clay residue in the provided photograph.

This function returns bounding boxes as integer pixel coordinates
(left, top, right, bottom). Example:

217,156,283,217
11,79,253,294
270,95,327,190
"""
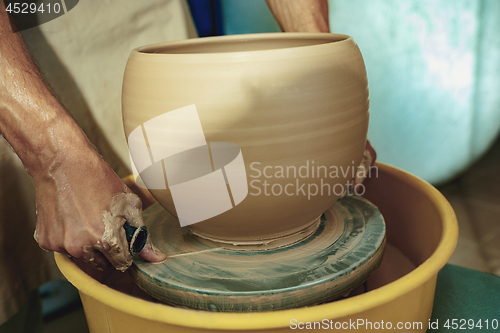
110,192,143,227
193,216,322,251
84,193,143,272
131,197,387,311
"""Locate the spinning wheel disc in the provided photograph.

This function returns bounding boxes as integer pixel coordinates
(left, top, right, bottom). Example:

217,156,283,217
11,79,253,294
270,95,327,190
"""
130,196,386,312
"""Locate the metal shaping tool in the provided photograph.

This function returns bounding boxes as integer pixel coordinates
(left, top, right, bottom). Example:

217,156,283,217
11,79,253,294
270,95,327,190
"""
123,224,148,256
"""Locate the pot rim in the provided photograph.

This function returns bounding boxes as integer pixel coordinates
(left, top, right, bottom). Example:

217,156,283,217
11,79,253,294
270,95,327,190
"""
129,32,355,63
55,162,458,330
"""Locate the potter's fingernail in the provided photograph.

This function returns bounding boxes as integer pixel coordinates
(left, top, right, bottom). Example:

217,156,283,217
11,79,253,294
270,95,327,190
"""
151,249,168,263
153,246,168,261
152,243,167,256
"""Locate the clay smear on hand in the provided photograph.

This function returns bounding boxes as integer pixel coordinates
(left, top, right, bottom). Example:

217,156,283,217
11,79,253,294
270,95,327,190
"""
84,193,143,272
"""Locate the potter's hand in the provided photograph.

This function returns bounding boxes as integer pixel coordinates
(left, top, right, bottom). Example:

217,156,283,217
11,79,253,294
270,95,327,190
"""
32,147,167,271
341,140,377,197
353,140,377,186
0,2,166,271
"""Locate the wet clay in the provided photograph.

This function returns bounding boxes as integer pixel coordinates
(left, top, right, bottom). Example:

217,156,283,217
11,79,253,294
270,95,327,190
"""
83,193,143,272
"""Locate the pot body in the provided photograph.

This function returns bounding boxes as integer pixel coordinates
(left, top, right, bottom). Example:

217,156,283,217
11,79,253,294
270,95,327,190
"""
122,33,369,241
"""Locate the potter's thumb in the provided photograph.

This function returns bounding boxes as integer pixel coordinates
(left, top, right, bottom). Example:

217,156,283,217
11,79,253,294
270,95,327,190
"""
139,241,167,262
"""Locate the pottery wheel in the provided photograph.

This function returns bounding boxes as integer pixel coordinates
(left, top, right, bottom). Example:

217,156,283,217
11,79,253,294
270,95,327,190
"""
130,196,386,312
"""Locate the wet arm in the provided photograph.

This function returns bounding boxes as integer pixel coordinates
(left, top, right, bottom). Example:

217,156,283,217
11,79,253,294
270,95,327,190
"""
0,0,166,269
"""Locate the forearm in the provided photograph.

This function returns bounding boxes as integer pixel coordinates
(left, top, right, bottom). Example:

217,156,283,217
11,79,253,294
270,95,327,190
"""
0,0,93,178
266,0,329,33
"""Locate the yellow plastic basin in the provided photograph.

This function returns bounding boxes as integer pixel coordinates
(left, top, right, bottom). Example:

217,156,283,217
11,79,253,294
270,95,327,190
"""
55,163,458,332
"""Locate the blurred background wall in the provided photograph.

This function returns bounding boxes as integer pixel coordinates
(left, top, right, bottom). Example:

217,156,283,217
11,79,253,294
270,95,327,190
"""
188,0,500,185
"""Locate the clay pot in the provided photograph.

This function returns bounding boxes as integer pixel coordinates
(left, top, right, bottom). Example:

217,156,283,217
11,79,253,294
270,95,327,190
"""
122,33,369,243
